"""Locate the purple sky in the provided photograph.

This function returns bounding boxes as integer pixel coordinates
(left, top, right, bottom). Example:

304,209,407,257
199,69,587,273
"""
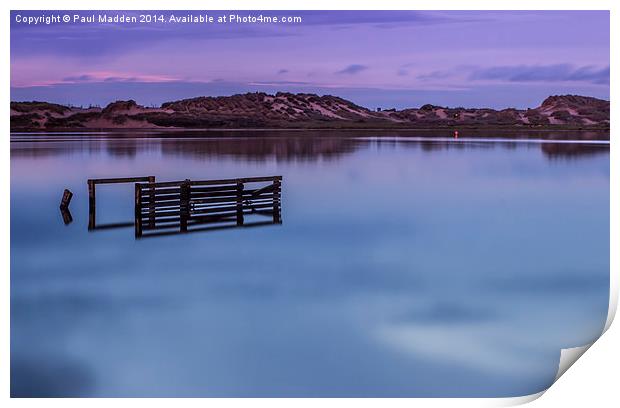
10,10,609,109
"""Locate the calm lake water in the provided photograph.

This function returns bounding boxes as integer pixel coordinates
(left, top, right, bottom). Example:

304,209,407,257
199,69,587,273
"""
10,131,610,397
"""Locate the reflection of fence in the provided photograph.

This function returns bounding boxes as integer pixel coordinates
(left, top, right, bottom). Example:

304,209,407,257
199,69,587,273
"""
134,176,282,238
87,176,155,230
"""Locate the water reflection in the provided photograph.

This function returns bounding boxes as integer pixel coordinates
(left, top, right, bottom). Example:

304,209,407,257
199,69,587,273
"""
541,143,610,159
10,130,610,162
11,131,609,397
160,137,364,162
11,355,93,397
59,206,73,225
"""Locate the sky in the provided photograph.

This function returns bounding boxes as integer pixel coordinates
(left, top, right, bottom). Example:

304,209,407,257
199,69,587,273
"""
10,10,610,109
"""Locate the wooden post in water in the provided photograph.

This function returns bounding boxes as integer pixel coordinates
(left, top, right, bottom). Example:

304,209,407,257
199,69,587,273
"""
179,179,191,233
59,189,74,226
273,178,281,224
87,180,96,230
148,176,155,228
60,207,73,225
134,183,143,238
236,182,244,226
60,189,73,209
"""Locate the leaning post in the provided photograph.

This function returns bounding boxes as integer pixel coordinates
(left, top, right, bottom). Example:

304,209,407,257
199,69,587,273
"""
60,189,73,209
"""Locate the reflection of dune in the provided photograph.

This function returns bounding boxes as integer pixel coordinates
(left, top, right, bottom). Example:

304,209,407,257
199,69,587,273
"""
541,143,610,159
10,132,610,162
105,139,139,157
388,138,608,160
10,141,107,158
157,135,368,162
10,132,370,161
411,140,495,152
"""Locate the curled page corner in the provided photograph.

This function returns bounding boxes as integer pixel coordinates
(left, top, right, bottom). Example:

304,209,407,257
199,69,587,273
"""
493,344,592,408
496,390,546,407
604,283,618,333
497,343,595,407
541,273,619,396
554,344,592,382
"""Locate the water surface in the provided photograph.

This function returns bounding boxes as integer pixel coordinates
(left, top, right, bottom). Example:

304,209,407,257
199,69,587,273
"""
11,131,610,397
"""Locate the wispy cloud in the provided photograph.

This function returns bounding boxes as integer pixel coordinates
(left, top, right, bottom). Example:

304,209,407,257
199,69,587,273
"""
417,70,454,81
470,64,609,85
62,74,95,82
396,63,418,77
248,80,311,86
336,64,368,75
11,11,464,59
9,11,610,107
60,72,178,85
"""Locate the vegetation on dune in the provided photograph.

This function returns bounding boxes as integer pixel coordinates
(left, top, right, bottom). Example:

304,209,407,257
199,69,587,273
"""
9,93,610,132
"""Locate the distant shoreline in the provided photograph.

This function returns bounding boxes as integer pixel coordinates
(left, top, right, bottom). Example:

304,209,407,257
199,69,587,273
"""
10,93,610,133
10,127,610,142
9,126,611,133
9,122,610,133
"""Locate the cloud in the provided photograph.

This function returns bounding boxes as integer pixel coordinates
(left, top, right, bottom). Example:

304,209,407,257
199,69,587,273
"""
470,64,609,85
336,64,368,75
58,72,179,85
396,63,418,77
61,74,95,82
417,70,454,81
9,11,299,59
10,78,611,110
248,80,311,86
9,11,461,60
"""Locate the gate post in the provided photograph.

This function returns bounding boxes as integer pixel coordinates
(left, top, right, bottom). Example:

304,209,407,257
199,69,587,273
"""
236,182,244,226
273,178,281,224
134,183,143,238
148,176,155,227
88,180,96,230
179,179,191,232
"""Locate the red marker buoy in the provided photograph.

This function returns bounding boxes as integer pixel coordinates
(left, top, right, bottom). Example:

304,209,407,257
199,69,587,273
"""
454,130,459,139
